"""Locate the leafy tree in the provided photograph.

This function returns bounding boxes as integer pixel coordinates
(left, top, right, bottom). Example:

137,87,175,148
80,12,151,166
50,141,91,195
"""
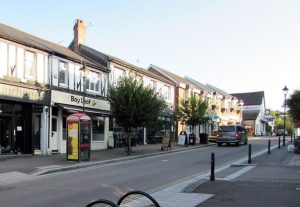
108,75,166,154
287,90,300,126
177,93,209,136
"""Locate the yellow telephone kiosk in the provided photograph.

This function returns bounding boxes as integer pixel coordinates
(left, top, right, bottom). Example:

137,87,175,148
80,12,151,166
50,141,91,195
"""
66,113,91,161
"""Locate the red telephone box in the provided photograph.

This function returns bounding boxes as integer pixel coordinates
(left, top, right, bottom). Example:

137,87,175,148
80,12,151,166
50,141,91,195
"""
66,113,91,161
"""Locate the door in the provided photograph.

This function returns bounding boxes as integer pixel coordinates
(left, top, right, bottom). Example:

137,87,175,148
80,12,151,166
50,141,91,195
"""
14,118,25,153
50,117,59,152
0,117,12,153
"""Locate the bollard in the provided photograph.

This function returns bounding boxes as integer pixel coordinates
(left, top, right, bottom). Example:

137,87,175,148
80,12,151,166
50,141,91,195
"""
278,137,281,149
248,144,252,164
268,139,271,154
210,153,215,181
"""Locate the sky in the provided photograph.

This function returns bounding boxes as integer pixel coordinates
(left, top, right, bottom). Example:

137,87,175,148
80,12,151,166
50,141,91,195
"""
1,0,299,111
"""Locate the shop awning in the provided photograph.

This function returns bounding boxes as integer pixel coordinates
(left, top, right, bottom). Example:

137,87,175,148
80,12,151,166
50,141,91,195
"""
57,104,111,116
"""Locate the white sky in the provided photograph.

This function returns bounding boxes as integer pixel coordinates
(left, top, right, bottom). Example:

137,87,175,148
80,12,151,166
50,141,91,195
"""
1,0,299,111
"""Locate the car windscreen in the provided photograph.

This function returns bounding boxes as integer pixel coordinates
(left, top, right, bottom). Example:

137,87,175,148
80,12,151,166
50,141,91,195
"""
219,126,235,132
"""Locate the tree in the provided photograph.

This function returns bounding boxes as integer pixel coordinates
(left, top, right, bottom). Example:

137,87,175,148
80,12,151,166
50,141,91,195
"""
177,93,209,136
108,75,166,154
287,90,300,126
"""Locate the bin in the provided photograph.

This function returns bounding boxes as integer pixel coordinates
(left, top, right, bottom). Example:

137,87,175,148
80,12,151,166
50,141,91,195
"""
200,133,208,144
189,134,196,145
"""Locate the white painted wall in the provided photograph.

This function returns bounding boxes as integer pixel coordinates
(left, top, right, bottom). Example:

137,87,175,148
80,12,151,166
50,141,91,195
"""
0,42,8,77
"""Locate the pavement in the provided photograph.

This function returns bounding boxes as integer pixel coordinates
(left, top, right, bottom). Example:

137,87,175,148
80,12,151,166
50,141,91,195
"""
0,138,300,207
192,141,300,207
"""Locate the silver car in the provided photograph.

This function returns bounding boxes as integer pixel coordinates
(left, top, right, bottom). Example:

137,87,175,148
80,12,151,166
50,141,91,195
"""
216,125,248,146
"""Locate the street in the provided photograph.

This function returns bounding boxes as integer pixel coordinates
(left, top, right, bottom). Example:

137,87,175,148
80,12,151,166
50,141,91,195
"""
0,137,287,207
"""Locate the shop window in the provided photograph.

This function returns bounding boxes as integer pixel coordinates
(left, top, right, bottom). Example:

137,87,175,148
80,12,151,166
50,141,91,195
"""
14,104,24,116
0,103,13,115
62,116,67,140
92,119,104,141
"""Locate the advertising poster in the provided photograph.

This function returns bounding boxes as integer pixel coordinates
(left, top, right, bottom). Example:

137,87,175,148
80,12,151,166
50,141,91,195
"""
178,135,186,145
67,122,79,160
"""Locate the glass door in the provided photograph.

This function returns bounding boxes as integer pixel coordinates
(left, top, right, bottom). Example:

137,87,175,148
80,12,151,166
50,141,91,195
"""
14,118,25,153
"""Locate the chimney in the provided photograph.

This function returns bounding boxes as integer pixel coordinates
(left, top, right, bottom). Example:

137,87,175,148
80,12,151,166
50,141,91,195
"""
73,19,86,52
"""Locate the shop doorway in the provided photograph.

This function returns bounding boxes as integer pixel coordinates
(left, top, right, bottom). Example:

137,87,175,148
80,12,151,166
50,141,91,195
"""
0,117,12,153
14,118,25,153
50,117,59,152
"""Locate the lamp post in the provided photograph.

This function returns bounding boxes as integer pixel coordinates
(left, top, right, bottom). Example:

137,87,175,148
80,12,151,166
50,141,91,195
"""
80,63,87,113
282,85,289,146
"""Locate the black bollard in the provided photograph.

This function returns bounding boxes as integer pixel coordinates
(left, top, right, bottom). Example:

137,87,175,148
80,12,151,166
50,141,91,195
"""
210,153,215,181
278,137,281,149
248,144,252,164
268,139,271,154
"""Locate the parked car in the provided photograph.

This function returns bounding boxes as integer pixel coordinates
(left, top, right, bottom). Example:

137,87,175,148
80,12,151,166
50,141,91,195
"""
208,131,218,143
275,129,288,136
216,125,248,146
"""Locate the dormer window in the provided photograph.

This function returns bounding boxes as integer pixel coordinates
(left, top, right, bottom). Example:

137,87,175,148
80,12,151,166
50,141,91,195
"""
25,51,35,80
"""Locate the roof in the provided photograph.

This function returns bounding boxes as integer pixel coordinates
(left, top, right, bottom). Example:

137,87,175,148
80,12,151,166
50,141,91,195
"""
184,76,213,93
148,64,189,86
74,44,175,85
243,110,260,120
231,91,265,106
206,83,232,98
0,22,99,68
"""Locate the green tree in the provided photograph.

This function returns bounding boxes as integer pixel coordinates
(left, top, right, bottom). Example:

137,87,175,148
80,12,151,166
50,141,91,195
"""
108,75,166,154
287,90,300,126
177,93,209,136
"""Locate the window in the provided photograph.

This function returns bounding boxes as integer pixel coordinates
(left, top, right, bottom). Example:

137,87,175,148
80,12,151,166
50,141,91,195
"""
62,117,67,140
25,51,35,80
150,80,157,89
112,67,125,85
92,119,104,141
59,61,68,86
162,85,171,101
86,71,100,93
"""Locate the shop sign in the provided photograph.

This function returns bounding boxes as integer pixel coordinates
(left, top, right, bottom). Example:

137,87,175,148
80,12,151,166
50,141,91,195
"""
51,90,110,111
0,83,44,101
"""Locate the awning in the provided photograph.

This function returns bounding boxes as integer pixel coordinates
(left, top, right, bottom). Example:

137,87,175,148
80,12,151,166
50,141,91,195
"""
57,104,111,116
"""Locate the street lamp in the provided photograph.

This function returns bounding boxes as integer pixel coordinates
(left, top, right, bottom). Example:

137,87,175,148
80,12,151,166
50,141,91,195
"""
282,85,289,146
80,63,87,113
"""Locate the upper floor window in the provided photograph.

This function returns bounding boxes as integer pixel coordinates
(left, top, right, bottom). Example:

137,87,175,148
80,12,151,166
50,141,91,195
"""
162,85,171,101
59,61,68,86
150,80,157,89
85,71,107,97
111,67,125,86
25,51,35,80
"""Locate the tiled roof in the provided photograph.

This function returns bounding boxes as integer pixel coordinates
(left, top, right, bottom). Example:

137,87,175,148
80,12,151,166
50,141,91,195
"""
148,64,189,85
206,83,232,98
75,45,175,85
243,110,260,120
184,77,213,93
231,91,265,106
0,22,98,68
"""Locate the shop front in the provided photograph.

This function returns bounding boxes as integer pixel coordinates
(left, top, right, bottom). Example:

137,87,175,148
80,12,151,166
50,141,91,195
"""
50,90,110,154
0,82,48,154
